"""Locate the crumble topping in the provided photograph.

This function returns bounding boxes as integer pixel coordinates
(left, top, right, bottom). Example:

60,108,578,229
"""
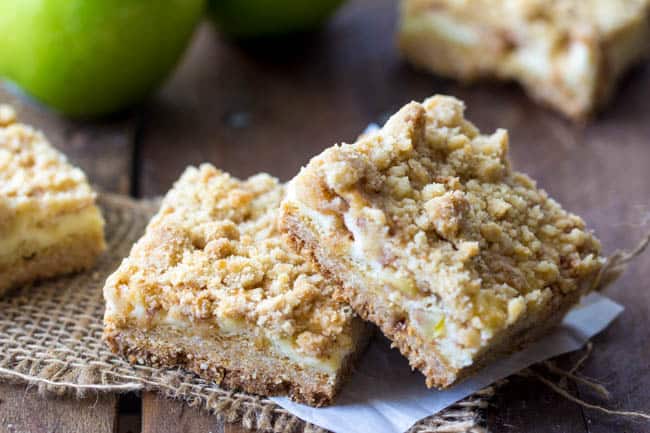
0,108,97,222
285,95,603,356
105,165,356,359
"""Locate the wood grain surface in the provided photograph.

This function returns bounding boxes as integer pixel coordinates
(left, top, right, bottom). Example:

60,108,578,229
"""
1,0,649,431
142,394,248,433
0,383,117,433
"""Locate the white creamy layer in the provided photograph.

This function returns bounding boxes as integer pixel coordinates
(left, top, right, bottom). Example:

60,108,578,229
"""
104,288,349,374
0,206,104,265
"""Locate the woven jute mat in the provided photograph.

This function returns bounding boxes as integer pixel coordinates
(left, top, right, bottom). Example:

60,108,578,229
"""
0,194,493,433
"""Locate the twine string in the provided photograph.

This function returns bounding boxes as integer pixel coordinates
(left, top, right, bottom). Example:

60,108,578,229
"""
518,344,650,422
592,232,650,291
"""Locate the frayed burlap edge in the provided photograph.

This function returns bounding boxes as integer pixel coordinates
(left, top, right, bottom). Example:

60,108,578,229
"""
0,194,495,433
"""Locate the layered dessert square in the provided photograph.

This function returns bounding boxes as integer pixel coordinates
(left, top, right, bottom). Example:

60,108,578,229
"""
281,95,604,388
0,105,105,296
103,165,370,406
398,0,650,119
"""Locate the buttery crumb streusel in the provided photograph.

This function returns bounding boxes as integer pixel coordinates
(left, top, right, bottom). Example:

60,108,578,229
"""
0,118,98,218
281,95,604,387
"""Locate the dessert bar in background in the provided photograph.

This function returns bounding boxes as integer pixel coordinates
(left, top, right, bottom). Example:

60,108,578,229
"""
281,95,604,388
103,165,371,407
0,105,105,296
398,0,650,119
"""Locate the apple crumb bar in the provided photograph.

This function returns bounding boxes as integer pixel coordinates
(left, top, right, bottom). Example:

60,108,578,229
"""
281,95,604,388
103,164,371,406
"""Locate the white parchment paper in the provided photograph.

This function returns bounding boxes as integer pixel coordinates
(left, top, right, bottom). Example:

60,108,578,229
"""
271,293,623,433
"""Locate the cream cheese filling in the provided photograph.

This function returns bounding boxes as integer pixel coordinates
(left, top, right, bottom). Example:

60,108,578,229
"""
271,337,346,374
0,205,104,265
105,291,350,374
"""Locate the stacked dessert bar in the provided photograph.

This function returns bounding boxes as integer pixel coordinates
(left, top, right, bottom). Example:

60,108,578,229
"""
103,95,604,404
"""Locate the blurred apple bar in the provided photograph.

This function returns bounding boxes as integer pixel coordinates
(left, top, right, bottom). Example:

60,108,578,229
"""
0,105,105,296
398,0,650,119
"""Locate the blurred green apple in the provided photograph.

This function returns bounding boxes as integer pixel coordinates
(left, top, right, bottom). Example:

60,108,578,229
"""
208,0,345,38
0,0,205,117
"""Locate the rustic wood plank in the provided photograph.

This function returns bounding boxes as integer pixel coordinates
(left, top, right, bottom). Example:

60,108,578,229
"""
488,373,588,433
142,393,250,433
577,256,650,433
0,85,138,432
0,383,117,433
567,67,650,433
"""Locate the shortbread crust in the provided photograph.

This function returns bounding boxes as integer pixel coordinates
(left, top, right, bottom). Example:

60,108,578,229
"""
281,95,604,388
0,105,105,295
103,165,370,406
399,0,650,119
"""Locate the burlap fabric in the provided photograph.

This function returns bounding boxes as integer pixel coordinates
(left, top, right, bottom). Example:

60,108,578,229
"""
0,194,491,433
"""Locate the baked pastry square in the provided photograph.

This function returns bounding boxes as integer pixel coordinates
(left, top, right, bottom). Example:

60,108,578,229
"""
0,105,105,296
103,165,370,406
398,0,650,119
281,95,604,388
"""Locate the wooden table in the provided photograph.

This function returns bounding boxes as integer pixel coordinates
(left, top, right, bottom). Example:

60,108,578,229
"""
1,1,649,432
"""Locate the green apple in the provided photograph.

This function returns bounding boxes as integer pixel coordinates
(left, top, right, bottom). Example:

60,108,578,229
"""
208,0,345,38
0,0,205,117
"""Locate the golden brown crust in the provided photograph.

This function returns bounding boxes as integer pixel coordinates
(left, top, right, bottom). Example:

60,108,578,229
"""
105,322,372,407
0,230,105,296
280,95,604,388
